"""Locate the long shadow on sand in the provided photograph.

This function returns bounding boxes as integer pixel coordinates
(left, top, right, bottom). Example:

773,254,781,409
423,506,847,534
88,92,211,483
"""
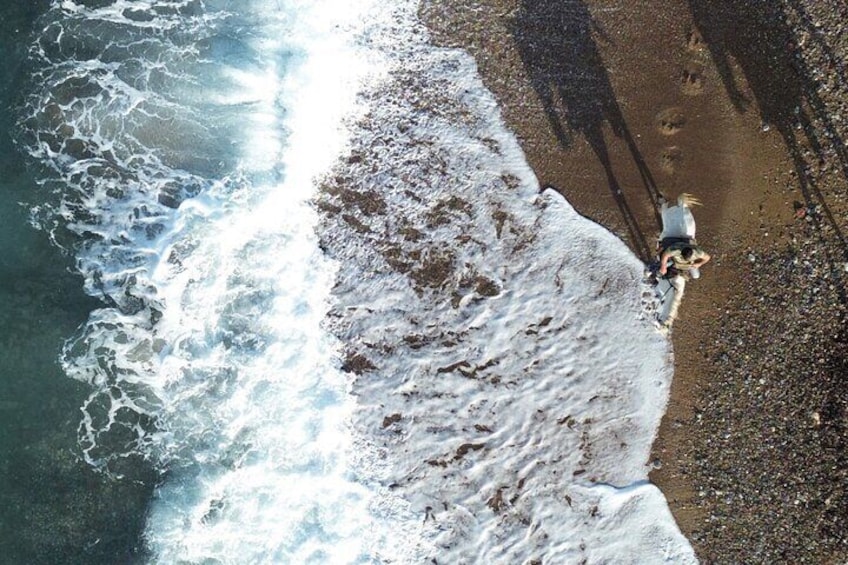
688,0,848,265
510,0,661,261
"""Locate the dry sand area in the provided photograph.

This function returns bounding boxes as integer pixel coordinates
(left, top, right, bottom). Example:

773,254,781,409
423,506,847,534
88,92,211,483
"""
422,0,848,562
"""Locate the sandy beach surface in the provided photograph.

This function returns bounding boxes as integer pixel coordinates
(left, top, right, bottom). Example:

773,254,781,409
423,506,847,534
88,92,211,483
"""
422,0,848,562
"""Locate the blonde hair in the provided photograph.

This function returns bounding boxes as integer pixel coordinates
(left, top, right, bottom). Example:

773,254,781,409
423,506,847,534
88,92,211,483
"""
677,193,702,208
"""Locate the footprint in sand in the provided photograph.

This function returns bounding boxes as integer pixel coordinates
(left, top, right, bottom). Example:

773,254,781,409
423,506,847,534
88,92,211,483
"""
686,27,705,52
680,63,704,95
655,107,686,135
659,146,682,174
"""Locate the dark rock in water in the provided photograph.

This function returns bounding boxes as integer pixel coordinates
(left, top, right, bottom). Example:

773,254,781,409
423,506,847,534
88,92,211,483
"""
157,191,181,209
475,276,501,297
341,351,377,375
382,413,402,428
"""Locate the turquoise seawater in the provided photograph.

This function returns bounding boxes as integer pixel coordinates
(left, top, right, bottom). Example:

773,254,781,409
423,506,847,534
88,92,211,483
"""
0,3,155,563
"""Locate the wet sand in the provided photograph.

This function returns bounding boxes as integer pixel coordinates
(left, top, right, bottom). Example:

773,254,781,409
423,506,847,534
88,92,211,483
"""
422,0,848,561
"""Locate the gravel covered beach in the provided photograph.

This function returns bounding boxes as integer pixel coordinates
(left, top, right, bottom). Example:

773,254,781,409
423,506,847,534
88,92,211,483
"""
422,0,848,562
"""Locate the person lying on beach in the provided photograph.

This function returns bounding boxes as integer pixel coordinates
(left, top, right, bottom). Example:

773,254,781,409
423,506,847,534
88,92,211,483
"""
658,241,711,277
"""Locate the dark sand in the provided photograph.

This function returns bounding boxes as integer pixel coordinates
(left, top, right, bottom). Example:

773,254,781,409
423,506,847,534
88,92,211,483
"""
422,0,848,561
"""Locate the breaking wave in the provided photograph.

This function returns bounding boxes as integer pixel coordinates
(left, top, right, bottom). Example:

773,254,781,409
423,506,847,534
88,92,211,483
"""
18,0,419,561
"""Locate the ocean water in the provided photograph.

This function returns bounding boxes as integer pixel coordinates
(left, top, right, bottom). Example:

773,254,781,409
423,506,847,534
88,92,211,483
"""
4,0,694,563
0,2,155,563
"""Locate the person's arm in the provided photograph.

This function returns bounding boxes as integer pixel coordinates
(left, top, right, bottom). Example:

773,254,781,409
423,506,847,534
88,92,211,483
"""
692,253,711,267
659,250,673,275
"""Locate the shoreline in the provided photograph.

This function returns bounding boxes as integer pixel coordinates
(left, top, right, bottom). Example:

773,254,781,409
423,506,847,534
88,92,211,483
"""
422,0,848,561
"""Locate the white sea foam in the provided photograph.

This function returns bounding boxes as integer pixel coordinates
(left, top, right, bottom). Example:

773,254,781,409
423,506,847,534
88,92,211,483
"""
318,2,697,564
21,0,695,562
